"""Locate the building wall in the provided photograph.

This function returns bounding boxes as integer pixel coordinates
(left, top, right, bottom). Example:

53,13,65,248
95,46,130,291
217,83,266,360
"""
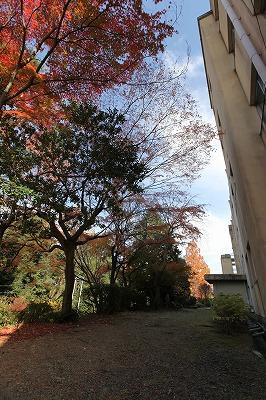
221,254,234,274
212,281,249,304
198,1,266,316
228,223,242,273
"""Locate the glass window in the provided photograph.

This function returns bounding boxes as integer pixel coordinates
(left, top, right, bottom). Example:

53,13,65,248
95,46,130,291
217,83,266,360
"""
255,72,266,134
242,0,265,14
228,17,235,53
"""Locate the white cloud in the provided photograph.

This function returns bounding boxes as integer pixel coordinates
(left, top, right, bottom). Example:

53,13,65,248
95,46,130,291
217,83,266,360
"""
187,55,204,78
197,212,233,274
163,50,205,80
189,83,215,125
195,140,228,190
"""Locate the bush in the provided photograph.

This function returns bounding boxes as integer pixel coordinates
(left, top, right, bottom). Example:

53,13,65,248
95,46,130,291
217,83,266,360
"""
55,309,79,323
83,284,147,314
212,293,249,334
197,298,212,307
0,297,19,326
184,296,197,307
18,301,59,323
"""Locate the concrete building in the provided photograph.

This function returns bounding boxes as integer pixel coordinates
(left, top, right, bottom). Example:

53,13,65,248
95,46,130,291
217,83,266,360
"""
221,253,235,274
205,253,249,304
198,0,266,316
205,273,249,303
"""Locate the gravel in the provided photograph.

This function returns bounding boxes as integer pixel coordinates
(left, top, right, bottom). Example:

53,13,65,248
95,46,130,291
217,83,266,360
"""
0,308,265,400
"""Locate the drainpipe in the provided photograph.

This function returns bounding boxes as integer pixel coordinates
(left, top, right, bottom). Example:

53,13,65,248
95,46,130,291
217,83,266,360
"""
220,0,266,86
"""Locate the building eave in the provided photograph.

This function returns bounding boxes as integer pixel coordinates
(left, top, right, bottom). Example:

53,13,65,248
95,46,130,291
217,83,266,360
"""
205,274,247,284
197,11,213,110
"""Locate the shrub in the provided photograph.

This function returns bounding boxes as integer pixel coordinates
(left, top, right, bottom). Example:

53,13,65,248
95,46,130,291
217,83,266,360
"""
197,298,212,307
55,309,79,323
18,301,58,323
83,284,147,314
185,296,197,307
212,293,249,334
0,297,19,326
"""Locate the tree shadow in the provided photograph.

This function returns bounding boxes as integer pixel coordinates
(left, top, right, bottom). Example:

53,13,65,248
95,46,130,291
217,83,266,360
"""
0,321,73,348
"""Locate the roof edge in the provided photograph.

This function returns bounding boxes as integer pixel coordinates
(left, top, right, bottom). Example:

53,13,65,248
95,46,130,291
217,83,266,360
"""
197,11,213,110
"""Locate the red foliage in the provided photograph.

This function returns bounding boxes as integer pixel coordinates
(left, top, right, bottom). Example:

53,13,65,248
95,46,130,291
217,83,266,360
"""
0,0,173,122
9,297,28,312
0,315,112,345
0,322,72,345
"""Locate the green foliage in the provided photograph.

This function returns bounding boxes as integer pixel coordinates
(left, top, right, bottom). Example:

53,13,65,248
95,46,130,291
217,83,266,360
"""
12,255,64,302
212,293,249,334
0,297,19,326
18,301,60,323
82,284,146,314
0,105,148,316
130,244,191,309
185,296,197,307
125,211,192,309
0,105,146,218
0,269,14,295
198,298,212,307
0,176,34,200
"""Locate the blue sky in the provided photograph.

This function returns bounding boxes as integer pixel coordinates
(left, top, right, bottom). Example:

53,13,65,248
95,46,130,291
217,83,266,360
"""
162,0,232,272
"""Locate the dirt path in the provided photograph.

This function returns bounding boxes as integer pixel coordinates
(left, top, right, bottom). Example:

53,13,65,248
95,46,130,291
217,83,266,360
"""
0,309,265,400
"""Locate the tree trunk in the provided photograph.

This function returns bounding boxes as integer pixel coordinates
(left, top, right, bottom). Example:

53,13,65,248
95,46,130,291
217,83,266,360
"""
110,245,117,286
62,245,76,317
0,228,5,248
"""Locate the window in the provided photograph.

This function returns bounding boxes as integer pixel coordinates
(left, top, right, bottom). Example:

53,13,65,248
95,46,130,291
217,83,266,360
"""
210,0,219,19
242,0,265,14
257,0,266,13
217,111,221,127
207,75,212,93
218,2,235,53
228,17,235,53
229,162,233,177
255,71,266,134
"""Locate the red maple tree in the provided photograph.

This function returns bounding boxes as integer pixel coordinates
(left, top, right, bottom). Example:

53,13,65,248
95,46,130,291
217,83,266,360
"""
0,0,173,121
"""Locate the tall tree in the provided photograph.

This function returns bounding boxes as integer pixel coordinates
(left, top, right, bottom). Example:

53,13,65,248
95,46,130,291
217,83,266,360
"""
0,0,173,121
185,241,210,299
0,103,146,316
127,210,191,308
100,60,215,184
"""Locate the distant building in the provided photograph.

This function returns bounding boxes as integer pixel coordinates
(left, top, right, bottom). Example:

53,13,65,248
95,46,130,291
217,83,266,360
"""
198,0,266,317
205,273,249,303
221,254,234,274
205,254,249,304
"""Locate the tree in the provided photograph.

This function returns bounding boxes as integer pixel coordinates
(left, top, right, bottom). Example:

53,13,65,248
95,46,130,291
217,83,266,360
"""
0,0,173,121
105,190,204,290
101,60,215,185
0,213,64,298
0,115,37,250
198,282,212,302
185,241,210,300
12,247,65,302
124,210,192,308
0,177,34,247
0,103,147,316
75,235,111,312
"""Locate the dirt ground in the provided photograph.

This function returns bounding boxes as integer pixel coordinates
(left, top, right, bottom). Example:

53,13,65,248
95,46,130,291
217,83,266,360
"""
0,308,266,400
